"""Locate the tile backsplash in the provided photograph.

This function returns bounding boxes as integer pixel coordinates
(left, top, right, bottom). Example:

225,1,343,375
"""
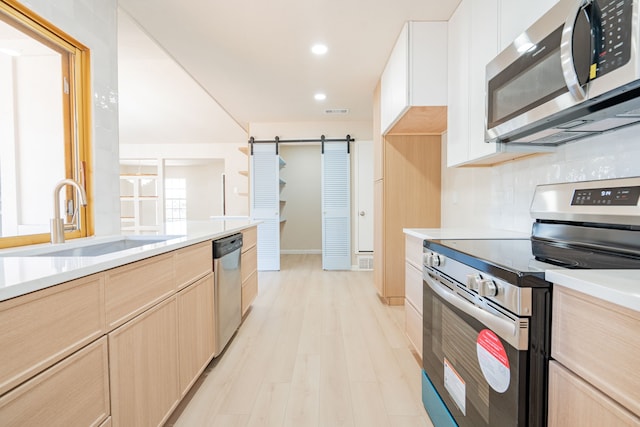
442,126,640,233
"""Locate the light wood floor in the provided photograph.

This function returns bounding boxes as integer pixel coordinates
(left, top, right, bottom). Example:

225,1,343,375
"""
166,254,433,427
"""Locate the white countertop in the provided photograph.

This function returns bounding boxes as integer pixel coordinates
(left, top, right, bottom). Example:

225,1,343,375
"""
546,269,640,312
0,219,259,302
403,227,529,240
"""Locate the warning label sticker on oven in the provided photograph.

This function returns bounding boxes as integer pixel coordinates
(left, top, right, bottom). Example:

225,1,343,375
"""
444,357,466,415
476,329,510,393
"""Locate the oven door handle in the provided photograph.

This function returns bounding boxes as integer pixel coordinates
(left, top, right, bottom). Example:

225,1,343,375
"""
425,274,527,350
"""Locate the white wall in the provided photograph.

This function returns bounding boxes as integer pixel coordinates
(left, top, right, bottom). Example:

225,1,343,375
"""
279,145,322,253
249,121,373,141
23,0,120,235
165,161,225,220
441,128,640,232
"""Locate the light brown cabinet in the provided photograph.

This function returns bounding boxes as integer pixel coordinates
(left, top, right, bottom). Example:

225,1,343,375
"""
241,226,258,315
177,273,215,396
175,240,212,290
548,361,640,427
0,234,249,425
104,252,175,330
373,73,442,305
0,273,105,395
0,337,110,427
373,133,441,305
109,296,180,427
549,286,640,426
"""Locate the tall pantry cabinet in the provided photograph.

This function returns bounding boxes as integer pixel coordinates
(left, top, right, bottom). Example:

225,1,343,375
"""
373,21,445,304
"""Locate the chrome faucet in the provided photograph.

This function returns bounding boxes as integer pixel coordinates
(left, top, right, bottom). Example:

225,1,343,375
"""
51,179,88,244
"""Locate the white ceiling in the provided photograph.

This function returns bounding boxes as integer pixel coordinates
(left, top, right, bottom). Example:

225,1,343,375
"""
117,0,461,133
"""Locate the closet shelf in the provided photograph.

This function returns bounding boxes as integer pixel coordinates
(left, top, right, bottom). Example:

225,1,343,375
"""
238,170,249,177
239,146,249,156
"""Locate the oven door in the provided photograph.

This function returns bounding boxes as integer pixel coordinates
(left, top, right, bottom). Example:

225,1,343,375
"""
422,269,529,427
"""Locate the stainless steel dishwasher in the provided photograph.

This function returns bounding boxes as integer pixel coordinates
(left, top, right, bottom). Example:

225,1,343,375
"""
212,233,243,357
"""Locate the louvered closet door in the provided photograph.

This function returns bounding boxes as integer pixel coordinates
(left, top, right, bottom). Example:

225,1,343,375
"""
322,142,351,270
250,143,280,271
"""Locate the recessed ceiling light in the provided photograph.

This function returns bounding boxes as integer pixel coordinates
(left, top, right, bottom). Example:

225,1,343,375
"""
314,93,326,101
311,44,328,55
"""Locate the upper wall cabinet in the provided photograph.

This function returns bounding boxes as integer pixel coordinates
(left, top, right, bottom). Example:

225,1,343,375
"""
447,0,556,167
380,22,448,136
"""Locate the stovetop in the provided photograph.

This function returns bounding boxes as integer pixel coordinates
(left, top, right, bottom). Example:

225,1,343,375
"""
424,236,640,287
424,239,554,287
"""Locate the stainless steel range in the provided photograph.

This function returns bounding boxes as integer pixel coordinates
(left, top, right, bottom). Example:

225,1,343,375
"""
421,177,640,427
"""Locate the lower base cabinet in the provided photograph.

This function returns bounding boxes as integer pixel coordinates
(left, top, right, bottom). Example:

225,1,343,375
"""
0,337,110,427
404,233,424,360
177,274,215,396
549,286,640,426
0,237,252,426
241,227,258,315
109,297,180,427
548,361,640,426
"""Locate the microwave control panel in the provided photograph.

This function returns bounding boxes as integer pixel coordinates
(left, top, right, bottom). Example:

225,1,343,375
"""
594,0,633,77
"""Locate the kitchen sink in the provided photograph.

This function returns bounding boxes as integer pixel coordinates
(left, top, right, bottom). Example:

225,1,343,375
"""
0,236,182,258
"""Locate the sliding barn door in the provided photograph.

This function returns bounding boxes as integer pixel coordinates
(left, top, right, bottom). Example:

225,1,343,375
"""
322,142,351,270
250,143,280,270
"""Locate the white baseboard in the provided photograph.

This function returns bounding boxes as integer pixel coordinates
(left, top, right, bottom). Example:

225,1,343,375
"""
280,249,322,255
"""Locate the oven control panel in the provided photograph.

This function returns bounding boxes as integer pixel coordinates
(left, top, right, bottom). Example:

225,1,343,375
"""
572,185,640,206
423,249,532,317
467,274,498,297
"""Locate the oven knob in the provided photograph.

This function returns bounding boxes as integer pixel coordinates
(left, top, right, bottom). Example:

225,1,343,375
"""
423,252,432,266
427,253,444,267
466,274,480,290
477,278,498,297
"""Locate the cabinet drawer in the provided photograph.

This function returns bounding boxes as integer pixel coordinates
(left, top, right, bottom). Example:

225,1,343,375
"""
548,361,640,427
0,274,105,395
242,226,257,252
105,252,175,330
175,241,212,290
405,234,423,269
0,337,110,427
241,245,257,283
241,270,258,316
405,301,423,359
552,286,640,417
405,262,423,314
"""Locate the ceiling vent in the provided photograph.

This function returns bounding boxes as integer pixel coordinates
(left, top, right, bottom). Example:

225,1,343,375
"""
324,108,349,115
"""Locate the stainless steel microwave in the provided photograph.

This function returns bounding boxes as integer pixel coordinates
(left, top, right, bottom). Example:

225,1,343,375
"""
486,0,640,145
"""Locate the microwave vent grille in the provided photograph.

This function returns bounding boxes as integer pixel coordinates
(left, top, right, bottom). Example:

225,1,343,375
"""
617,108,640,117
